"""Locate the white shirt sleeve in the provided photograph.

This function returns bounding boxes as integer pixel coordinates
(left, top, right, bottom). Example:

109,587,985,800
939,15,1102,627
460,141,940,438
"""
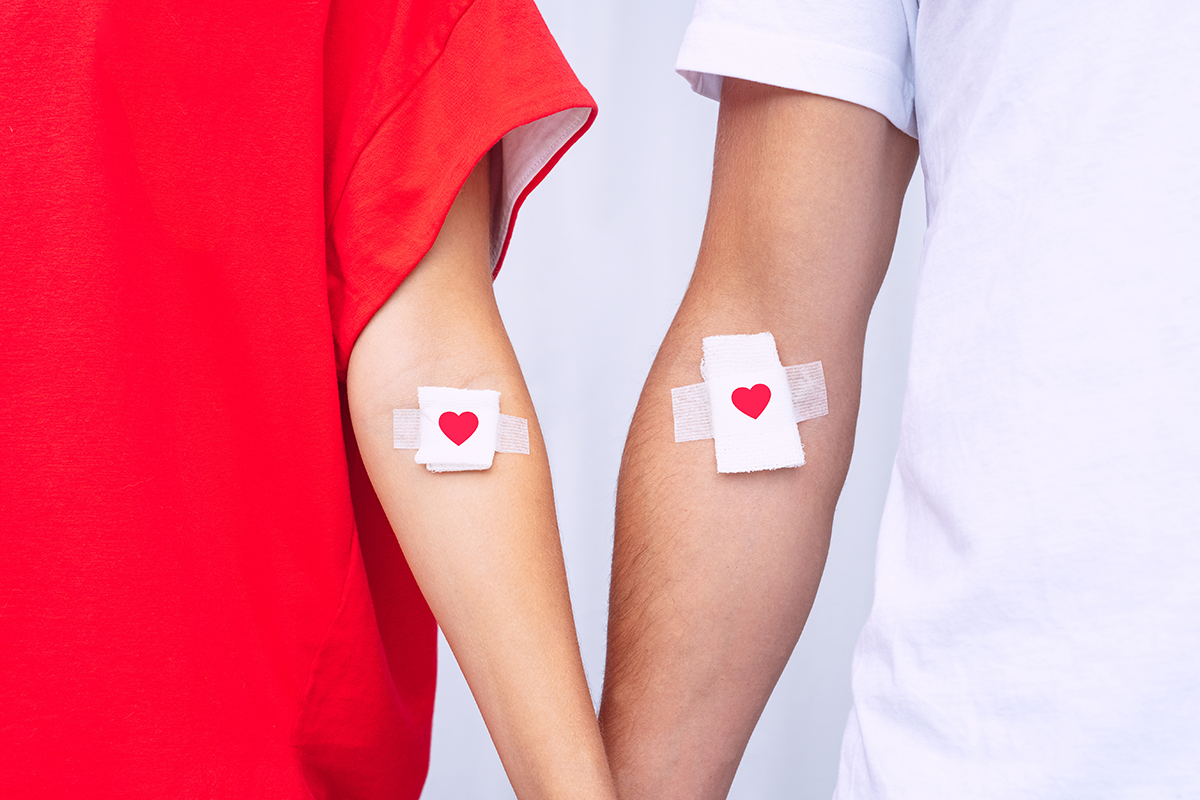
676,0,918,137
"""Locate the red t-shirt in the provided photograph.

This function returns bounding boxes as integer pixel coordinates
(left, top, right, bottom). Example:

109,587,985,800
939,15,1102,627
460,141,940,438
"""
0,1,594,796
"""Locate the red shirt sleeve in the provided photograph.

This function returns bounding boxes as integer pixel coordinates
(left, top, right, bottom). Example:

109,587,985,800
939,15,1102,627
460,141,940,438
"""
323,0,596,375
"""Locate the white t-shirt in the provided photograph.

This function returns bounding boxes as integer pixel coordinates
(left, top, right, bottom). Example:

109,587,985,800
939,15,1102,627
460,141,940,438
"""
679,2,1200,797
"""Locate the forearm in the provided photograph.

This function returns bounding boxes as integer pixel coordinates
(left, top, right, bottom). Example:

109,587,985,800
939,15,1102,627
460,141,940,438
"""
600,81,917,799
348,156,615,800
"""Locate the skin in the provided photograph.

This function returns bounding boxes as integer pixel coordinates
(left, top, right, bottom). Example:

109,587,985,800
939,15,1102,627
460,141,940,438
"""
599,79,918,799
347,152,618,800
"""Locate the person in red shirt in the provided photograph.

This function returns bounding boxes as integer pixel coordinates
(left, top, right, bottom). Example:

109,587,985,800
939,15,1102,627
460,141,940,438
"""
0,1,615,797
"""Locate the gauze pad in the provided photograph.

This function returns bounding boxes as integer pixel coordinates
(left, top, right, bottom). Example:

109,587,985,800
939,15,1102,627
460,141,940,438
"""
393,387,530,473
671,333,828,473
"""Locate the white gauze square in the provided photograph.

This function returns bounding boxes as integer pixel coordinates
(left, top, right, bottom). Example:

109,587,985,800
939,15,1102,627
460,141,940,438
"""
701,333,804,473
415,387,501,472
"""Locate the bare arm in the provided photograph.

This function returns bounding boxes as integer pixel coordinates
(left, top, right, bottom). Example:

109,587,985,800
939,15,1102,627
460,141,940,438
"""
599,80,918,799
347,153,617,800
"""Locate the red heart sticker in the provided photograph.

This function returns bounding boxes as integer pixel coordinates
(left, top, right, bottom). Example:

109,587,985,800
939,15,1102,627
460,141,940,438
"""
439,411,479,446
731,384,771,419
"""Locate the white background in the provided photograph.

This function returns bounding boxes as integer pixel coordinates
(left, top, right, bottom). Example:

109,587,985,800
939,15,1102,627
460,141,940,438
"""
422,0,926,797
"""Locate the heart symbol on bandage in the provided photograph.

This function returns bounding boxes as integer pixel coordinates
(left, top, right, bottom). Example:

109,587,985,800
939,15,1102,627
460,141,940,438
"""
731,384,771,419
439,411,479,446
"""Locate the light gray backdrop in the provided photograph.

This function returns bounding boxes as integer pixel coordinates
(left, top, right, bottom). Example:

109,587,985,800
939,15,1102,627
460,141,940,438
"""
422,1,926,797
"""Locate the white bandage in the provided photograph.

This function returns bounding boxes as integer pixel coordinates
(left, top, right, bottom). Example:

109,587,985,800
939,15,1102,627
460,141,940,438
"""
671,333,828,473
393,387,530,473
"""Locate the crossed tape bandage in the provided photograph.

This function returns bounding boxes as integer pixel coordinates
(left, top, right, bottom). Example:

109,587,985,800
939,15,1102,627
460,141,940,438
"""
672,333,828,473
394,387,529,472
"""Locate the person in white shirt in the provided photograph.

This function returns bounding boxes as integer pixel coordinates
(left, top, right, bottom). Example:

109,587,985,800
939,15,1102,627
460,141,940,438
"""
599,2,1200,797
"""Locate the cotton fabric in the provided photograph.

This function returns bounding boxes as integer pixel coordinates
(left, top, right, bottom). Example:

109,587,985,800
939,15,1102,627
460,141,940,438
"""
678,1,1200,796
0,1,594,796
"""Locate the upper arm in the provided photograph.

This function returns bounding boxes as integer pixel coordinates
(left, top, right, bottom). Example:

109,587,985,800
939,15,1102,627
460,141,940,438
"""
344,150,548,550
346,150,521,431
612,81,919,636
688,78,918,341
637,80,918,485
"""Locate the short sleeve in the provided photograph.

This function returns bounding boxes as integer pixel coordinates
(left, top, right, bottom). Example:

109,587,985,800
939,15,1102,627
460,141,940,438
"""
324,0,596,374
676,0,917,137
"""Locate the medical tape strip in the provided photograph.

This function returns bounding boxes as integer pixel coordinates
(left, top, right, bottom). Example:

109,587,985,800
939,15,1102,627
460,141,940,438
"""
671,333,828,473
393,386,530,473
671,364,827,441
671,383,712,442
391,411,529,452
785,361,829,422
